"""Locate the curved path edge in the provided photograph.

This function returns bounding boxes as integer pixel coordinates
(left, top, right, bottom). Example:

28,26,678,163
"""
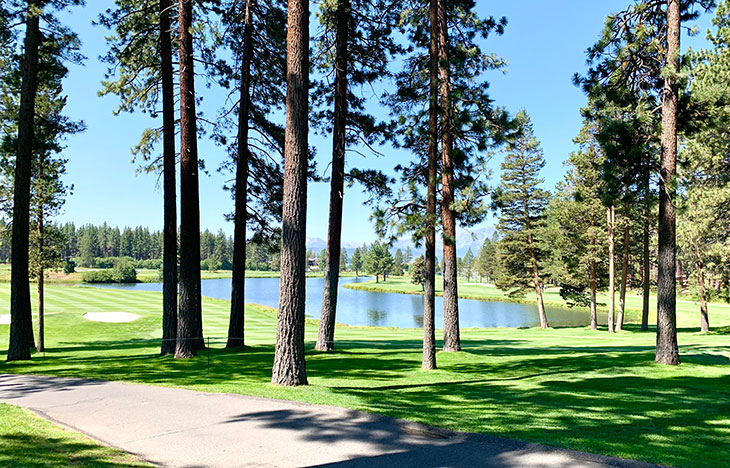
0,374,660,468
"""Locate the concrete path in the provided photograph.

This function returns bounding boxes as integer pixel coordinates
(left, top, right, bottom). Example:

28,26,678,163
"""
0,374,658,468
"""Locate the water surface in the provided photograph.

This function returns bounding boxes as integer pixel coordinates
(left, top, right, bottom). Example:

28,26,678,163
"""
91,277,592,328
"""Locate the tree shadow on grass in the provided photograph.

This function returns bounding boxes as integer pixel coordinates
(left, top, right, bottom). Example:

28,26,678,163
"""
0,433,148,468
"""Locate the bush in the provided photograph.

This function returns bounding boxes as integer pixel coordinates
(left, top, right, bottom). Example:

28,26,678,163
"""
63,260,76,274
111,262,137,283
81,270,114,283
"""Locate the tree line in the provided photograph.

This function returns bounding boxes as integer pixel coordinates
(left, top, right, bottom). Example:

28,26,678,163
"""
2,0,729,385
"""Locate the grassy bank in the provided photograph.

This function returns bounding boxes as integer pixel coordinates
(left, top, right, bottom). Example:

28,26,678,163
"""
0,403,150,467
1,284,728,467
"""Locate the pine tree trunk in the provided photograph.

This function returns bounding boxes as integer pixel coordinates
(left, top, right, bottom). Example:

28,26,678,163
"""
695,247,710,333
523,198,547,328
656,0,680,365
175,0,203,358
8,2,41,362
438,0,460,352
641,172,651,331
160,0,178,356
227,0,254,349
316,0,349,352
36,212,44,353
590,258,598,331
422,0,439,370
272,0,309,386
617,209,630,331
607,204,616,333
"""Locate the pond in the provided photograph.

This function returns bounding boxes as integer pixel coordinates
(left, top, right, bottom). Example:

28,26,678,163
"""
90,277,594,329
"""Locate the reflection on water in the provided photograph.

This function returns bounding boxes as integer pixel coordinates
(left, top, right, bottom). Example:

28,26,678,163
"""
90,276,594,329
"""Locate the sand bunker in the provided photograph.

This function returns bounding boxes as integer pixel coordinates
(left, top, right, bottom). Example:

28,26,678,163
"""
83,312,141,323
0,314,9,325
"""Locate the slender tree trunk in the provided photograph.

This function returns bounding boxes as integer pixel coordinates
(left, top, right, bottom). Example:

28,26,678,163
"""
160,0,178,356
422,0,439,370
590,258,598,331
271,0,309,386
522,195,547,328
227,0,254,349
527,231,547,329
695,246,710,332
175,0,203,358
8,2,41,362
617,207,630,331
607,204,616,333
316,0,349,352
656,0,680,365
438,0,460,351
641,171,651,331
36,212,44,353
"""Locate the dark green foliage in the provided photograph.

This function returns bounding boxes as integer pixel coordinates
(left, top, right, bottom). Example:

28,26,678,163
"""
375,0,510,243
410,254,425,290
363,241,394,282
492,111,549,297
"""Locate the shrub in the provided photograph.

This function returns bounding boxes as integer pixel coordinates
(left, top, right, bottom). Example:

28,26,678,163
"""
81,270,114,283
63,260,76,274
111,261,137,283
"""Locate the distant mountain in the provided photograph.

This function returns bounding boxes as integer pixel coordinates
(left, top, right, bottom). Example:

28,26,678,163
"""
306,225,496,260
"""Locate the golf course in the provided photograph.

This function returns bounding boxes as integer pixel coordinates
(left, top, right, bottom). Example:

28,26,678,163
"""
1,281,728,467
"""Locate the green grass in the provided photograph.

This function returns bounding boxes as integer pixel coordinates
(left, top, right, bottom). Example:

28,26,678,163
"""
0,403,151,467
1,283,729,467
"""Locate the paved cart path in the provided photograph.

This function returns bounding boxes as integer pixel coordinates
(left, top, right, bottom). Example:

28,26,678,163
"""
0,374,658,468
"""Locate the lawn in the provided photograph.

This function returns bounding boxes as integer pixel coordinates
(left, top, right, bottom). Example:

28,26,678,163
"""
0,283,729,467
0,403,150,467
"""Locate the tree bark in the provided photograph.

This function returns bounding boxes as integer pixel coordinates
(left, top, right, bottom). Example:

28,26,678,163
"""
617,207,630,331
422,0,439,370
8,1,41,362
641,171,651,331
315,0,349,352
227,0,254,349
590,258,598,331
522,195,547,328
607,204,616,333
656,0,680,365
160,0,178,356
438,0,460,352
175,0,203,358
36,211,44,353
695,246,710,333
272,0,309,386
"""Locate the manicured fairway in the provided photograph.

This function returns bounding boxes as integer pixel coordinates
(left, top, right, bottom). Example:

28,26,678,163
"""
0,283,729,467
0,403,150,467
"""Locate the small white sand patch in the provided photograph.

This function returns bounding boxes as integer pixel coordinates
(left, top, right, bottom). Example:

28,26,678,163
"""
83,312,141,323
0,314,9,325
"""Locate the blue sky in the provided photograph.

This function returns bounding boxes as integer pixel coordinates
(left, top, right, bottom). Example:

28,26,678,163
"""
52,1,714,243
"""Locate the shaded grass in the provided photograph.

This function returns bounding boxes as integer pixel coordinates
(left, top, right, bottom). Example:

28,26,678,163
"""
0,283,729,467
0,403,151,467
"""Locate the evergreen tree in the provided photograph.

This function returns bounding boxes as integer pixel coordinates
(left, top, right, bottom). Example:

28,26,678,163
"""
272,0,310,386
350,247,362,276
312,0,401,352
477,236,496,283
411,254,425,290
99,0,180,355
492,111,550,329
